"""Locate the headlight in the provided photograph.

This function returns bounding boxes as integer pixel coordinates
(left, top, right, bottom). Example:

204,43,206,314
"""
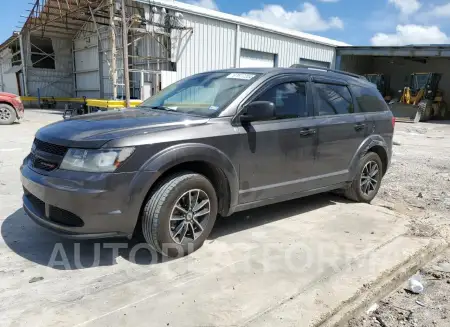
60,147,135,172
15,96,22,102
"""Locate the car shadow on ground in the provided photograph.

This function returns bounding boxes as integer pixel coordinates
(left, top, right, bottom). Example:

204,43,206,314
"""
1,193,348,270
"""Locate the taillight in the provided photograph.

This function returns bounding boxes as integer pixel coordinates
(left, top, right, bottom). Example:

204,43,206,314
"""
391,116,396,128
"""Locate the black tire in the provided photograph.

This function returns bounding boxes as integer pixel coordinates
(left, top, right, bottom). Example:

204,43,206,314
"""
0,104,16,125
141,173,218,257
344,152,383,203
416,100,432,122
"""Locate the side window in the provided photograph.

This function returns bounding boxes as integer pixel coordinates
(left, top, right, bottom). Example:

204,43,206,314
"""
315,83,354,116
350,85,389,112
255,82,308,119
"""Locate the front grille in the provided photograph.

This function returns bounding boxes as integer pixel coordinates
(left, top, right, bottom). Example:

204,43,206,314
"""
34,138,68,156
29,153,59,171
30,139,67,171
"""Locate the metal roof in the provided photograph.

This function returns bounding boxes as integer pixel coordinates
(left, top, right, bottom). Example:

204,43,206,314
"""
337,45,450,57
0,0,110,49
135,0,350,48
2,0,349,50
24,0,110,38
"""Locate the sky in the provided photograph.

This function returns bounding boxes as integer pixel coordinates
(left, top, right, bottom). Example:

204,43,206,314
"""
3,0,450,46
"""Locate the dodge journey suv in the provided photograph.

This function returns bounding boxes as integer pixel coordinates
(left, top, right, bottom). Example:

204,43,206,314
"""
21,67,394,257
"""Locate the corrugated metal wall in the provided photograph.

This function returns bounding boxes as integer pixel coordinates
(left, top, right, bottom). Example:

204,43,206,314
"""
155,8,336,87
171,12,236,81
0,48,20,94
239,26,335,68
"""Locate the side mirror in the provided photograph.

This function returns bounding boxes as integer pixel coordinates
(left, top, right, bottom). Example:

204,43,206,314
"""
240,101,275,123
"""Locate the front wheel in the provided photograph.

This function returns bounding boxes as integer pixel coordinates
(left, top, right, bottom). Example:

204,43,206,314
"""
0,104,16,125
141,173,218,257
344,152,383,203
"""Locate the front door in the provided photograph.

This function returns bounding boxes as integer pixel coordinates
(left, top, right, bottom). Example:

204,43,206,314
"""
312,79,368,187
237,76,318,204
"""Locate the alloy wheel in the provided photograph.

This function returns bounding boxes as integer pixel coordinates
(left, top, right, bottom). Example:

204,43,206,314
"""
360,161,379,196
169,189,211,244
0,108,11,121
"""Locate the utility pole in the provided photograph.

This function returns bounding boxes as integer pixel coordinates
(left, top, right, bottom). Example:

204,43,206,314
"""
109,0,117,99
121,0,130,107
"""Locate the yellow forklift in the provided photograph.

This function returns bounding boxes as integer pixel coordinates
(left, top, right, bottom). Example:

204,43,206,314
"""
389,72,447,122
364,74,392,102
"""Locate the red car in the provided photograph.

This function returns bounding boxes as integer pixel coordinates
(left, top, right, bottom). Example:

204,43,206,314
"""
0,92,24,125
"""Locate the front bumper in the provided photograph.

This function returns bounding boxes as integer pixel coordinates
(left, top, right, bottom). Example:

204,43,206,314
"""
16,103,24,119
20,163,156,239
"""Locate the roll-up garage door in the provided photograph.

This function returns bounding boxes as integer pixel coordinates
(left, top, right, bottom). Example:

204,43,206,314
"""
240,49,275,68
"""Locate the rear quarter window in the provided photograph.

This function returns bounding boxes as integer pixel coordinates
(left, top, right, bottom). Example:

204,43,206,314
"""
350,85,389,113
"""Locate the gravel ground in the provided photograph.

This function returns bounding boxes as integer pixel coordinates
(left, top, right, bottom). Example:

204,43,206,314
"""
349,121,450,327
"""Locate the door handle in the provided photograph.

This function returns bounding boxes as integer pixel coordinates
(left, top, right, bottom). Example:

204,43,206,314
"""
354,123,366,131
299,128,316,136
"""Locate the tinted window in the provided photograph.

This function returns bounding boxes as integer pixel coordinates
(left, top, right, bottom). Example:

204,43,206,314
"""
350,85,389,112
256,82,308,119
315,83,353,116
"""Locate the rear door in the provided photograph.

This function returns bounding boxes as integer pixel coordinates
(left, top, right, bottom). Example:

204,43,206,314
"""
311,77,368,187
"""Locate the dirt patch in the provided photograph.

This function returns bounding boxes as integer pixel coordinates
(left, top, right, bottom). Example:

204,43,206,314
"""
348,252,450,327
347,122,450,327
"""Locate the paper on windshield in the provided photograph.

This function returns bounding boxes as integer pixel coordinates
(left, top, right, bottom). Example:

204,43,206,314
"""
226,73,255,80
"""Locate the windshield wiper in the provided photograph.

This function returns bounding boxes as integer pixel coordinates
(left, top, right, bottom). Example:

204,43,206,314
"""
140,105,178,112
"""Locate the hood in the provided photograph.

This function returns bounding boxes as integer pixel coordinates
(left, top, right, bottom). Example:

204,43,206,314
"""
0,92,17,98
35,108,209,148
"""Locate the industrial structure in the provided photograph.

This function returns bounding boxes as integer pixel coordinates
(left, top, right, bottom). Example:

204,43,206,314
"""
0,0,347,106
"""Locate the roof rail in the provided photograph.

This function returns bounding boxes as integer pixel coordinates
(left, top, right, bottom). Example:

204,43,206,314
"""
290,64,367,80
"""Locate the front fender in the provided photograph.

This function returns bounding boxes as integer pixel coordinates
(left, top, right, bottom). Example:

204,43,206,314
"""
348,135,391,180
130,143,239,215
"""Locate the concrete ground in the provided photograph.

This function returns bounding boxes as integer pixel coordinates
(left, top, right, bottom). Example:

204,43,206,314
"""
0,110,446,327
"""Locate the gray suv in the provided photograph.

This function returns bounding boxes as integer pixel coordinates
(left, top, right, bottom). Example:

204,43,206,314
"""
21,67,394,257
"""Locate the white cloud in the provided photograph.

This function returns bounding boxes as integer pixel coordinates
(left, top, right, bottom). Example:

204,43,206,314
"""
242,3,344,32
371,24,449,46
388,0,422,16
186,0,218,10
427,3,450,18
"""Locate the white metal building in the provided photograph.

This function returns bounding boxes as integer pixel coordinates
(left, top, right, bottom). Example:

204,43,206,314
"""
0,0,347,102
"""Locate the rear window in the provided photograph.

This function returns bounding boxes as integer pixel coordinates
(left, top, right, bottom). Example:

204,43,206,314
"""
350,85,389,113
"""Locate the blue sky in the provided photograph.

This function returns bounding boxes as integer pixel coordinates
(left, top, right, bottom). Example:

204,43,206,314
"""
3,0,450,46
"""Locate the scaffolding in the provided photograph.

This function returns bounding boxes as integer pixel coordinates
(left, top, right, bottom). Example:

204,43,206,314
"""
0,0,192,105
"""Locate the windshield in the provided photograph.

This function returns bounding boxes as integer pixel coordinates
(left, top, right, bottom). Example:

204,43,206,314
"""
138,72,261,117
411,74,430,91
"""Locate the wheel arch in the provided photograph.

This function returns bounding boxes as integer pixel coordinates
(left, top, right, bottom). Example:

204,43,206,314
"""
349,135,390,179
132,143,239,224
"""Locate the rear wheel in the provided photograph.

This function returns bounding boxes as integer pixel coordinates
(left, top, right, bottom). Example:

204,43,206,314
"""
141,173,218,257
0,104,16,125
344,152,383,203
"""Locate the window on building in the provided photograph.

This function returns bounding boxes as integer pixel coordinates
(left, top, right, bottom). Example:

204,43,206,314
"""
350,85,389,112
30,36,55,69
255,82,308,119
315,83,353,116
